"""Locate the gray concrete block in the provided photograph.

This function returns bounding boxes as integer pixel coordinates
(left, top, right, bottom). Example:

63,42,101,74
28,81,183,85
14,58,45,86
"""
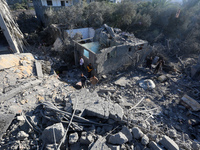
121,126,132,142
132,127,144,139
108,132,128,145
149,141,163,150
42,123,64,144
160,135,179,150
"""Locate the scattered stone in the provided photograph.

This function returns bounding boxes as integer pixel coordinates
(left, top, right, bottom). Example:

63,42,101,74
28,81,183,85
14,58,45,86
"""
17,131,29,140
121,126,132,142
89,136,110,150
141,134,149,145
69,132,79,145
181,94,200,111
139,79,155,90
132,127,144,139
168,129,177,138
114,77,130,87
157,75,167,82
160,135,179,150
108,132,128,145
42,123,65,144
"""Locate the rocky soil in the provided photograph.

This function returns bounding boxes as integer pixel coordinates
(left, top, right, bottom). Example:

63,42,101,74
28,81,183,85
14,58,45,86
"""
0,53,200,150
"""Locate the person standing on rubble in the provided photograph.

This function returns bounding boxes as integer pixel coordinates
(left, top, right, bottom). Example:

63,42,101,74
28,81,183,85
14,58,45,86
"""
154,59,164,74
80,56,84,71
90,75,98,91
80,73,87,88
87,63,93,78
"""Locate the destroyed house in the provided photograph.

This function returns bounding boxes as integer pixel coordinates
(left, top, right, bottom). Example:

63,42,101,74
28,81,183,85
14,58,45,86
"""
72,24,150,75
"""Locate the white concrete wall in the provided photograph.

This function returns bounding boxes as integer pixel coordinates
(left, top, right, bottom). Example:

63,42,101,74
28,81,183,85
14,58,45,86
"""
66,28,95,39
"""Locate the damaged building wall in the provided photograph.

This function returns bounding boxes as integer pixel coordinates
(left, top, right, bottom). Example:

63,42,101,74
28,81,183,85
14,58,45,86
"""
0,0,24,53
96,42,149,75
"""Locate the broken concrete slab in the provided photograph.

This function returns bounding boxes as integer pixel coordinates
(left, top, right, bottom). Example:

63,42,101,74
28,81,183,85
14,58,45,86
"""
0,53,34,70
70,89,124,121
1,79,42,102
0,112,15,139
160,135,179,150
35,60,43,78
181,94,200,111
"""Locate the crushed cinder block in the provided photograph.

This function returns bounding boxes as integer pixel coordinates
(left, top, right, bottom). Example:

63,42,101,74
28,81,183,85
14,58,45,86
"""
181,94,200,111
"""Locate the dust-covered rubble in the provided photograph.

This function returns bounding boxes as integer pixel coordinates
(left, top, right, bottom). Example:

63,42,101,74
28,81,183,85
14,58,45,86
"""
0,53,200,150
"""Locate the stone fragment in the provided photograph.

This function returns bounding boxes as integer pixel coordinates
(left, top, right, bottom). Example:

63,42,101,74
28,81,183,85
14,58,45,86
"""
114,77,130,87
89,136,110,150
139,79,155,90
160,135,179,150
132,127,144,139
157,75,167,82
168,129,177,138
17,131,29,140
17,116,25,121
108,132,128,145
121,126,132,142
35,60,43,78
141,134,149,145
181,94,200,111
149,141,163,150
42,123,64,144
69,132,79,144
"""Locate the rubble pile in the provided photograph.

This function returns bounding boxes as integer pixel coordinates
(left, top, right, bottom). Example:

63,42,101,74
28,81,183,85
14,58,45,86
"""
94,24,144,48
0,53,200,150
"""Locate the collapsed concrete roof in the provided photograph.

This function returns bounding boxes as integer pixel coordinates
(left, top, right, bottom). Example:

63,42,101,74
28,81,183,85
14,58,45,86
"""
0,0,24,53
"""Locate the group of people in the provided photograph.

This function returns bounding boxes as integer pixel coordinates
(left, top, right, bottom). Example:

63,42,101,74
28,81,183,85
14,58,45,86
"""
79,56,99,90
145,56,164,74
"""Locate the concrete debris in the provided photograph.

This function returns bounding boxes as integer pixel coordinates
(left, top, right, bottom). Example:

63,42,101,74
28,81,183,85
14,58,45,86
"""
181,94,200,111
121,126,132,142
0,113,15,139
114,77,130,87
108,132,128,145
69,132,79,144
149,141,163,150
160,135,179,150
0,0,25,53
141,134,149,145
16,131,29,140
139,79,155,90
0,48,199,150
132,127,144,140
70,89,124,121
42,123,65,144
